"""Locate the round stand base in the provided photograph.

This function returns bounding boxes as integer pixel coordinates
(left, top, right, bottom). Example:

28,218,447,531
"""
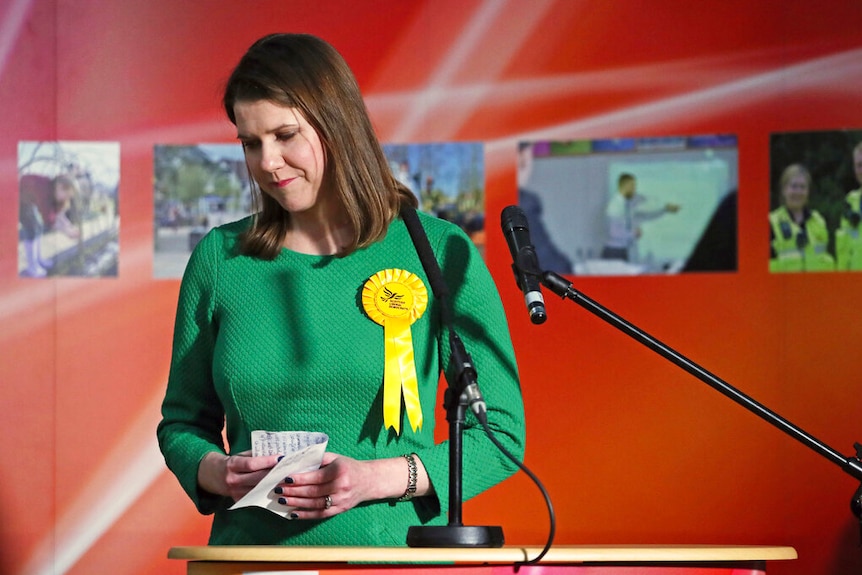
407,525,504,548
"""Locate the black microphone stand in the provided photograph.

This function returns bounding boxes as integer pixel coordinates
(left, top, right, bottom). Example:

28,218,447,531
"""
400,206,504,548
407,330,504,548
538,269,862,543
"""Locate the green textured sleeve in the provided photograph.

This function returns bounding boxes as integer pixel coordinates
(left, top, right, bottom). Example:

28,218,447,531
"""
156,229,230,515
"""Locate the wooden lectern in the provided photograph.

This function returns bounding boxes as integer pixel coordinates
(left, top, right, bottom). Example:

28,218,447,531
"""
168,544,796,575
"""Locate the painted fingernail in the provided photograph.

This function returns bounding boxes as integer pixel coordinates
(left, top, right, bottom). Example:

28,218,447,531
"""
274,487,283,494
278,497,287,505
277,455,285,462
283,477,294,484
289,512,299,519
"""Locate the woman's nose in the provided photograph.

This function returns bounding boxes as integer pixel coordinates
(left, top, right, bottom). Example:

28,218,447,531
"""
260,144,285,173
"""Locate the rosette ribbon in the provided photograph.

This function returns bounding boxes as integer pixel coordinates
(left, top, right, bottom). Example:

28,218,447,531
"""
362,269,428,434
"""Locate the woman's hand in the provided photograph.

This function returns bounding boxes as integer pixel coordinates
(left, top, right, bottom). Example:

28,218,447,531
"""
272,452,431,519
197,450,280,502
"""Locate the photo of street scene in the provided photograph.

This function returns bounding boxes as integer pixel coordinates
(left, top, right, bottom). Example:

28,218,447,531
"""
382,141,486,252
153,144,252,278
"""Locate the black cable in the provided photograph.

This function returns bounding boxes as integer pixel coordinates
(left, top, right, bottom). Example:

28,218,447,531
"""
477,414,556,568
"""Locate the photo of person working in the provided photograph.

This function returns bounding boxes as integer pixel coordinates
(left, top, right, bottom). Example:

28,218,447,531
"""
515,136,737,276
600,172,681,263
156,33,526,547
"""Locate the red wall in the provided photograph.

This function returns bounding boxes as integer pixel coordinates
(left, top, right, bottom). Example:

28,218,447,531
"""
1,1,861,574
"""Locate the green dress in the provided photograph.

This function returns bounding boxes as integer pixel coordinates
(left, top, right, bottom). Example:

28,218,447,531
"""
157,211,526,545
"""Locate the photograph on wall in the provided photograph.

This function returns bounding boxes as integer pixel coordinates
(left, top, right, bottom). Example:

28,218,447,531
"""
153,144,253,279
769,129,862,273
382,141,486,253
517,135,738,276
18,141,120,278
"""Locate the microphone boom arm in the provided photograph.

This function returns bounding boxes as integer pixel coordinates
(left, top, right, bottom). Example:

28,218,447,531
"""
540,270,862,539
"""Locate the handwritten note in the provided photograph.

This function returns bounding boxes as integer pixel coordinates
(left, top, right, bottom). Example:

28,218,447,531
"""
230,430,329,519
251,430,329,457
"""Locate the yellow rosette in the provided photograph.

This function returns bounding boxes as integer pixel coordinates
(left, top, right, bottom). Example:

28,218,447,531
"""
362,269,428,434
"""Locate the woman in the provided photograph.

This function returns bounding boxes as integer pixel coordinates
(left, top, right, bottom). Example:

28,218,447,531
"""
768,163,834,272
157,33,526,546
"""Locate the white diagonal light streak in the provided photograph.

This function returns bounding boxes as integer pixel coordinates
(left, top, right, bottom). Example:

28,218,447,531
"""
0,0,33,80
389,0,557,142
481,46,862,169
19,392,167,575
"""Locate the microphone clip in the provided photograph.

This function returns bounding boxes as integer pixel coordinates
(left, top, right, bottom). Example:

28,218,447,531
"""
449,332,487,421
511,246,543,288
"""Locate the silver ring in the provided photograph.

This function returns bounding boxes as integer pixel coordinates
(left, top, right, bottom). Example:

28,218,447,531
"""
324,495,332,510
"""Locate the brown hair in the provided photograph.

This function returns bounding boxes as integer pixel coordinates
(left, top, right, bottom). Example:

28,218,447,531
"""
53,173,79,210
223,33,417,258
779,163,811,192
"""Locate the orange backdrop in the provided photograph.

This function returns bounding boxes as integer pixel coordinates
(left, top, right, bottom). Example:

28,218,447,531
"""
1,1,861,574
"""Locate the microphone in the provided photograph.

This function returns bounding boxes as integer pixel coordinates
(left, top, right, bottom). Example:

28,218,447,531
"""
501,205,547,325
